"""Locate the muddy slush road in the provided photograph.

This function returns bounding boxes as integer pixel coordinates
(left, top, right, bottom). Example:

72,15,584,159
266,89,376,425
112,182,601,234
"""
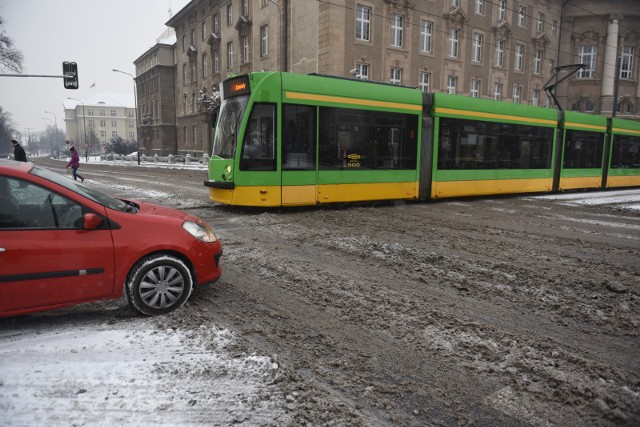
32,158,640,426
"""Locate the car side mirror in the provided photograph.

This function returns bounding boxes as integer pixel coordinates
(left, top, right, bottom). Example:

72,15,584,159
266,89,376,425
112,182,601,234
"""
83,213,103,230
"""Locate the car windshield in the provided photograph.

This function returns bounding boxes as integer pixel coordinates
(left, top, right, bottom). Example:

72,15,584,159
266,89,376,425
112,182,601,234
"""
30,165,133,212
212,96,248,159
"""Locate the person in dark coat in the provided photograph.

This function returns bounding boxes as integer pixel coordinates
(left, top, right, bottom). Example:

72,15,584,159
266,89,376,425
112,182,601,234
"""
65,146,84,182
11,139,27,162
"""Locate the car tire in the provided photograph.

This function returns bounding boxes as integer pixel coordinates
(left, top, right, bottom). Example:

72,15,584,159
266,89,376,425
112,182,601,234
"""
126,254,193,316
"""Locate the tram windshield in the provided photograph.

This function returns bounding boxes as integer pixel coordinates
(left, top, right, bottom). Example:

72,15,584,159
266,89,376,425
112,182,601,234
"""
212,96,249,159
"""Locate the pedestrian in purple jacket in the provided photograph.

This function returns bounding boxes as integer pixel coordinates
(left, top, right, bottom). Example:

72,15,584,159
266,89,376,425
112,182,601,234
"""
65,146,84,182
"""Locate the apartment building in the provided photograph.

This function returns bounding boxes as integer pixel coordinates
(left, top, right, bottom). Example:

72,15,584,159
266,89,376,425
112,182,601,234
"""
141,0,638,156
556,0,640,120
134,32,178,156
63,93,136,153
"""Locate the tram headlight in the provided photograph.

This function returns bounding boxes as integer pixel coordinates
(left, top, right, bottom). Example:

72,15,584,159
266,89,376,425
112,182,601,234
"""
225,164,232,174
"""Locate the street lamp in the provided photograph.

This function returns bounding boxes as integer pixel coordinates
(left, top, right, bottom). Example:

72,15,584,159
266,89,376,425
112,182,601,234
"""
67,97,88,162
41,117,53,158
44,110,58,158
267,0,285,72
113,68,140,165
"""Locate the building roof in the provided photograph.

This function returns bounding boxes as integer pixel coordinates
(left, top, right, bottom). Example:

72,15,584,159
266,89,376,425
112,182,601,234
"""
63,92,136,110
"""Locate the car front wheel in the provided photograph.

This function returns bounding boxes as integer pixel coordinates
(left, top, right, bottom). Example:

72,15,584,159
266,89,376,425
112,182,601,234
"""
126,254,193,316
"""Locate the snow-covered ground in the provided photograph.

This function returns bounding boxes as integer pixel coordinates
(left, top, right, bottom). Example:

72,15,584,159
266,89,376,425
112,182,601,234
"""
1,157,639,426
0,316,290,426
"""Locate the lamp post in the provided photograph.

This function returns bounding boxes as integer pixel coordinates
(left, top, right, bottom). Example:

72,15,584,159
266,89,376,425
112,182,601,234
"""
67,97,88,162
113,68,140,165
267,0,285,72
44,110,58,158
41,117,53,157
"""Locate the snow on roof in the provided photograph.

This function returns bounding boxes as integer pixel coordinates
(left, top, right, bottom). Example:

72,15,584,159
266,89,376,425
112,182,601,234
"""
63,92,136,110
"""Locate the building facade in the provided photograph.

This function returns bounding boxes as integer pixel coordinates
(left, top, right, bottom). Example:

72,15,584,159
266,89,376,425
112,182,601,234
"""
556,0,640,120
134,38,178,156
63,93,136,153
137,0,639,157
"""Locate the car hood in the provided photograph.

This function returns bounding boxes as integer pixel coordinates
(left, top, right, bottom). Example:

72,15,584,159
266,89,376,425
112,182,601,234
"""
130,200,195,222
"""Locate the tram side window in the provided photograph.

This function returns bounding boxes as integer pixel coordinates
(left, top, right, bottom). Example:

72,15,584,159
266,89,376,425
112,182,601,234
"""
610,134,640,168
437,117,553,170
563,130,604,169
283,104,316,170
240,103,276,171
318,106,418,170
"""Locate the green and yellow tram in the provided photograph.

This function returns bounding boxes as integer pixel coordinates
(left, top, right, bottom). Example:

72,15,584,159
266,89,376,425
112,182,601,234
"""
204,71,640,207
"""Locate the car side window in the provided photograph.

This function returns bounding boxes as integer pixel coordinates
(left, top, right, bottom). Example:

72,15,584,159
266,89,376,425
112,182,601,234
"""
0,176,83,229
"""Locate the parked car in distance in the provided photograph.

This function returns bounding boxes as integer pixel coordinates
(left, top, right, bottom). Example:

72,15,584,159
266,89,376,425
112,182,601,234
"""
0,159,223,318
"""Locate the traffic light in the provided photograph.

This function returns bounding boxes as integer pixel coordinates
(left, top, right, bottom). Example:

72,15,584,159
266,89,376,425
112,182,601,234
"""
63,61,78,89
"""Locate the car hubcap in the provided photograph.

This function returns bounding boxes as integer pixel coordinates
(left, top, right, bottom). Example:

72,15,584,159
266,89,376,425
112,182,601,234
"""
139,266,185,309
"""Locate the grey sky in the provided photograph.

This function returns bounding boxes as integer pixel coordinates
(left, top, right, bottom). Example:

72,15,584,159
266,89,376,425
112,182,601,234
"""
0,0,189,140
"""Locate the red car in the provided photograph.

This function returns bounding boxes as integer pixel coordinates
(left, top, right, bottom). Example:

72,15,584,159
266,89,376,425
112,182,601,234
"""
0,159,222,317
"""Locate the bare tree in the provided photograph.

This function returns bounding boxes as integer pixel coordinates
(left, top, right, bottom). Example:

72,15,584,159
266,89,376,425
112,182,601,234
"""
0,16,24,73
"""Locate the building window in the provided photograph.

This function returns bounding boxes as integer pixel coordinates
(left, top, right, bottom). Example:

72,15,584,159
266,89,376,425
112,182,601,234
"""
242,0,249,16
88,119,94,128
513,85,521,104
534,50,543,74
390,68,402,84
548,59,555,76
88,109,94,116
242,35,250,63
470,79,480,98
391,14,403,48
100,120,106,127
475,0,484,15
420,20,433,53
498,0,506,21
182,35,186,52
356,5,371,42
213,13,220,33
619,46,635,80
191,60,197,82
578,45,596,78
202,21,207,41
584,100,595,112
99,110,105,116
111,110,116,116
193,125,197,144
494,83,502,101
419,71,430,92
537,12,544,33
111,121,117,127
227,42,234,68
518,6,526,27
448,28,459,58
260,25,269,56
495,40,505,67
472,33,483,62
447,76,457,94
213,50,220,73
183,63,188,83
101,131,106,138
112,131,118,138
451,0,460,6
203,53,208,78
227,4,233,26
532,89,539,106
356,63,369,80
552,19,558,35
515,43,524,71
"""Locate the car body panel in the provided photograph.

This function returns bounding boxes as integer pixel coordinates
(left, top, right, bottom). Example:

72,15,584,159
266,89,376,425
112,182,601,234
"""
0,159,222,318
